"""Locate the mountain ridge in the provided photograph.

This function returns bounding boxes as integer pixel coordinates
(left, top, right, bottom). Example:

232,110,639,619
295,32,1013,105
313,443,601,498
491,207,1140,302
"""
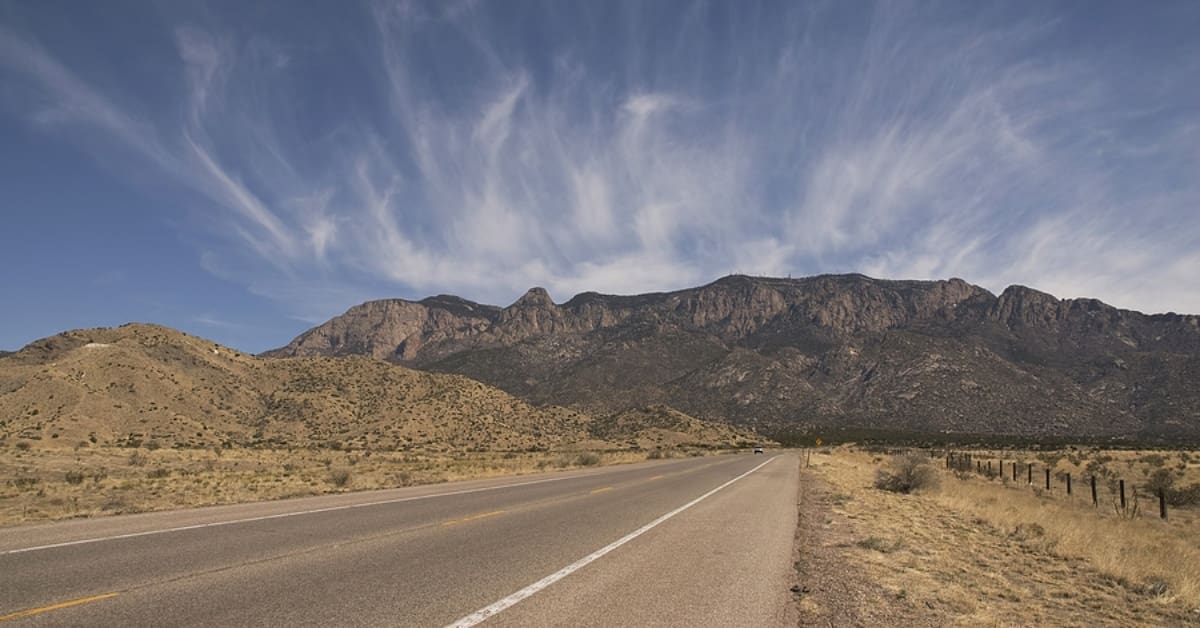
264,274,1200,440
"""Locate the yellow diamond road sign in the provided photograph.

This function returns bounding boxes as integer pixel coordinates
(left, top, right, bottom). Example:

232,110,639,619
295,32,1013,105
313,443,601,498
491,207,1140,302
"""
814,438,823,446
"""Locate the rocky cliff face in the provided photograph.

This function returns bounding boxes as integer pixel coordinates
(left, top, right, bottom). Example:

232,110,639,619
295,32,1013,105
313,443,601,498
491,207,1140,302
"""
266,274,1200,440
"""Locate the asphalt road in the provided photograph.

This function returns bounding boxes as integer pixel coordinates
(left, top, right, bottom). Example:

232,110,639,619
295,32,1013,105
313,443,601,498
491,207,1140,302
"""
1,452,798,627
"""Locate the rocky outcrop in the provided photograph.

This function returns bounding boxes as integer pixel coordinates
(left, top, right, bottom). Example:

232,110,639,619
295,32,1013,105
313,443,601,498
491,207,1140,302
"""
265,274,1200,440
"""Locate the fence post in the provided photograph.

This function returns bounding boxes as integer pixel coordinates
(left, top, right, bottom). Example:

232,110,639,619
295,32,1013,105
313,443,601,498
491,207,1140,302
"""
1066,473,1072,496
1119,479,1126,510
1091,475,1098,507
988,461,993,477
977,460,981,474
1028,463,1033,485
1045,468,1051,490
1012,462,1017,482
1160,489,1167,520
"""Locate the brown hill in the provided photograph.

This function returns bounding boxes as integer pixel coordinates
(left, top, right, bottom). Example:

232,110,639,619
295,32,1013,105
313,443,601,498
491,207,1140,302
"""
588,404,762,451
0,324,758,451
266,274,1200,441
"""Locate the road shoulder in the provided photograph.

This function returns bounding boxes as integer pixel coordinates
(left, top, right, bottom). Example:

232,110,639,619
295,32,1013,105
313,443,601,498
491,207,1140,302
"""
792,462,939,626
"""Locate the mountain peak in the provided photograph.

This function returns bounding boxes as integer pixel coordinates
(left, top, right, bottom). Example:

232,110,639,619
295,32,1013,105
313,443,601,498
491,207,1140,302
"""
512,286,555,308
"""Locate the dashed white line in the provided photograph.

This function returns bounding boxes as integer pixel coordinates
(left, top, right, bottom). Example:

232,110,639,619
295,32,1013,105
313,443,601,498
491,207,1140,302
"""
444,456,777,627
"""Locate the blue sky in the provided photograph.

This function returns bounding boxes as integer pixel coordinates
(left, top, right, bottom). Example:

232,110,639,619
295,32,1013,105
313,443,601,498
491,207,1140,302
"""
2,1,1198,353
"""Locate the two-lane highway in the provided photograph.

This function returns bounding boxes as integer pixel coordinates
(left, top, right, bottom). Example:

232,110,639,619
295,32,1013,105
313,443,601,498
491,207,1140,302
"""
1,453,798,627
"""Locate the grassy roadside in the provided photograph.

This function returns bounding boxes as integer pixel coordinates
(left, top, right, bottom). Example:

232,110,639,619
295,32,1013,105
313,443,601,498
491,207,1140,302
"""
799,447,1200,625
0,444,720,527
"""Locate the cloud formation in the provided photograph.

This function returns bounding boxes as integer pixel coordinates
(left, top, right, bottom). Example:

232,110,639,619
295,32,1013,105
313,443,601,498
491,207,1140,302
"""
2,1,1198,320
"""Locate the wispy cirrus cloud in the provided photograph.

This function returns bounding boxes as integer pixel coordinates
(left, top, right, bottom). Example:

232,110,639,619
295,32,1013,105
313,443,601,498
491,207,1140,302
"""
1,0,1198,323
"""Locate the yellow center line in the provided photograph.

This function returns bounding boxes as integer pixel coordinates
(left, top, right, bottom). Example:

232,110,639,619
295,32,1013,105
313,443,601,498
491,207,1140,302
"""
441,510,505,526
0,593,119,622
590,486,614,494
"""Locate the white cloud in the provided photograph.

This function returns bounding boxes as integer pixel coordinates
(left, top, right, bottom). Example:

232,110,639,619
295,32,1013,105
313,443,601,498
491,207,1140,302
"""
2,2,1199,320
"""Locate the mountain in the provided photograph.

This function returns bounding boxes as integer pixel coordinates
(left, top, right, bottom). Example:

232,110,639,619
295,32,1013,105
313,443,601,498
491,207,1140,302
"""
0,324,758,451
266,274,1200,441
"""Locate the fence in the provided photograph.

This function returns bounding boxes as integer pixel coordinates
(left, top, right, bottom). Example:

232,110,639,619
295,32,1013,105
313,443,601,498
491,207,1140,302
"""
939,450,1171,520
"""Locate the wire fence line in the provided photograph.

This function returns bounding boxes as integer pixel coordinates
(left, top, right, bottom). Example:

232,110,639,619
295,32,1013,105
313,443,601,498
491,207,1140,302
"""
939,450,1173,520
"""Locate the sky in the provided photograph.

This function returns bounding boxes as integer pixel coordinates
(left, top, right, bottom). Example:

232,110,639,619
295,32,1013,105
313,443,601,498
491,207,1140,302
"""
1,1,1198,353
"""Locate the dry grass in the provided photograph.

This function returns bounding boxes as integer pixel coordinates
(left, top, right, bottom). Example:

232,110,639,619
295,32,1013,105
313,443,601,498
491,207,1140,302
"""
934,447,1200,605
0,444,659,527
802,447,1200,625
935,474,1200,605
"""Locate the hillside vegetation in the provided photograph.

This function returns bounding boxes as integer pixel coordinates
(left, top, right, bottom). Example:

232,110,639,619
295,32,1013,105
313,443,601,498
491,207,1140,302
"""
0,324,758,452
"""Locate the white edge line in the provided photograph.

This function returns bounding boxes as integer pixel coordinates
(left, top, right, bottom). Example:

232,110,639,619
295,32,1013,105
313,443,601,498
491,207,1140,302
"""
1,473,596,556
444,455,778,628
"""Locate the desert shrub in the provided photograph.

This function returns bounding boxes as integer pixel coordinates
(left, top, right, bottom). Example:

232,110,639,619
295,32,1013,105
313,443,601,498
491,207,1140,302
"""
575,452,601,466
1144,579,1170,598
1012,522,1045,539
646,449,665,460
1143,468,1176,494
392,471,413,487
12,476,40,490
1140,453,1167,467
328,467,352,487
1085,459,1113,479
147,468,170,479
1037,452,1064,467
874,452,938,494
856,536,902,553
15,441,31,451
128,451,148,466
64,470,86,485
1166,483,1200,507
100,496,129,512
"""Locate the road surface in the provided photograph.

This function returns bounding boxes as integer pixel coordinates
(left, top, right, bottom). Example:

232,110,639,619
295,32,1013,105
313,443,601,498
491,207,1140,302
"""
1,453,798,627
